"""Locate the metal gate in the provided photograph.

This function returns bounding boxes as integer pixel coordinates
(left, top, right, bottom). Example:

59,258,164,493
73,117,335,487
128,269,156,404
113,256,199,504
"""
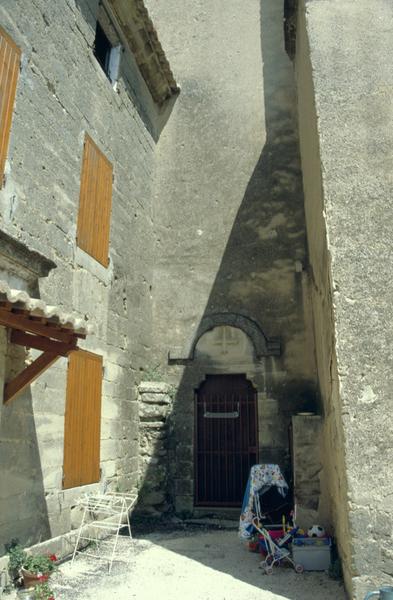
195,374,258,506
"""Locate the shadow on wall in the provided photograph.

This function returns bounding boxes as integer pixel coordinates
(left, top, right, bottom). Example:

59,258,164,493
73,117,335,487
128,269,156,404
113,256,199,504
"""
137,0,317,529
0,341,50,554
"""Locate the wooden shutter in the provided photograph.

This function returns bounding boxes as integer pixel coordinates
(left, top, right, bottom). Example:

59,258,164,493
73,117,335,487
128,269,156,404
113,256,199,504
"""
0,26,21,186
77,134,113,267
63,350,103,489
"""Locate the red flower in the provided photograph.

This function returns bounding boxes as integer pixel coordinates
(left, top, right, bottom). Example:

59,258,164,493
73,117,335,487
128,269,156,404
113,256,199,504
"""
49,597,55,600
38,574,48,582
49,554,57,562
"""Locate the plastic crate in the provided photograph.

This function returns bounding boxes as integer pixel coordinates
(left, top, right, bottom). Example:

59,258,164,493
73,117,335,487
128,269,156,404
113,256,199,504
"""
291,538,331,571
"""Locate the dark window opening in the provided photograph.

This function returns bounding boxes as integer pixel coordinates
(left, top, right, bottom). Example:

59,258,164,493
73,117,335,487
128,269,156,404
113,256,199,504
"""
94,21,112,78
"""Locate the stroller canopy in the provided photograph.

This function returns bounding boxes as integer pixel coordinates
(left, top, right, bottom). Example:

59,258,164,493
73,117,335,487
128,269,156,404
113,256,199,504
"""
239,464,289,539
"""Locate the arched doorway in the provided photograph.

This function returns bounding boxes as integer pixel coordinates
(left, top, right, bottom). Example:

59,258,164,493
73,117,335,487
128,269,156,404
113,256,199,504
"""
195,374,258,506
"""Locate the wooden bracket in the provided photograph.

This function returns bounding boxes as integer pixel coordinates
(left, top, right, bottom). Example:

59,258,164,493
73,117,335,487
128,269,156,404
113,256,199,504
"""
10,330,77,356
0,304,84,404
4,351,59,405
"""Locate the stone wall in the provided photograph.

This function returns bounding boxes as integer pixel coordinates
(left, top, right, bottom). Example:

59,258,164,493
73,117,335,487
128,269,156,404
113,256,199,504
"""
0,0,158,553
137,382,173,516
147,0,316,400
291,415,323,529
145,0,318,513
295,1,351,578
296,0,393,597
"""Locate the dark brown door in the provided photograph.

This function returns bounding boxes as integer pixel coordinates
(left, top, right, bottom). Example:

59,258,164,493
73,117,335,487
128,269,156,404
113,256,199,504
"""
195,374,258,506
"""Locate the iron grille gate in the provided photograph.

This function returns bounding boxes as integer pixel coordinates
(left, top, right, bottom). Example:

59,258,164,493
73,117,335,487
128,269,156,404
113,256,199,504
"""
195,374,258,507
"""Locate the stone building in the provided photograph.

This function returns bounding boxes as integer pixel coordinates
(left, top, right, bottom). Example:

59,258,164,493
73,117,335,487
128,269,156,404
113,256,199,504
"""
0,1,392,600
0,0,178,558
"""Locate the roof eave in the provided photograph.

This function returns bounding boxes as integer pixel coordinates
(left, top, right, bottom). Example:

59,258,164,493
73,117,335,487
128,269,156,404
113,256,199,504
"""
107,0,180,106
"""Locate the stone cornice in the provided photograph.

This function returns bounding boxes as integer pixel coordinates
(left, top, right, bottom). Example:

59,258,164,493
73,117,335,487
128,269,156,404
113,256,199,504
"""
107,0,179,106
0,230,56,281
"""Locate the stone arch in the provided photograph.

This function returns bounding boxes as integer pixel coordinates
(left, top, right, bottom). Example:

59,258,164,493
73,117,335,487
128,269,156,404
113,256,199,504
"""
191,312,280,360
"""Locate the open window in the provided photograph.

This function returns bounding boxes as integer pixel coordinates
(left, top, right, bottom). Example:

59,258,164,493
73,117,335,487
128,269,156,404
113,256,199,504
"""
92,1,179,109
93,4,122,85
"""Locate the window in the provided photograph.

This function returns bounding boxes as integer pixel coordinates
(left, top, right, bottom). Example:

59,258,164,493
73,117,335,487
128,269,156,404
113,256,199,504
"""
93,8,121,84
77,133,113,267
63,350,103,489
0,26,21,187
94,22,111,75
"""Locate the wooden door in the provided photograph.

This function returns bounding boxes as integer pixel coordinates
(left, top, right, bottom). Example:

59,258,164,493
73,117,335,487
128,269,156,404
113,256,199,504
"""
195,374,258,506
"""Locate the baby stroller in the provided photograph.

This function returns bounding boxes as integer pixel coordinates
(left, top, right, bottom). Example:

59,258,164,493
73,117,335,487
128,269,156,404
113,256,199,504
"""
257,525,304,575
239,464,304,575
252,512,304,574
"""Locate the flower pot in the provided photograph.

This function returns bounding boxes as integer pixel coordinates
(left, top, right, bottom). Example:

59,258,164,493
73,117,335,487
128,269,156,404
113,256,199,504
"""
21,568,49,589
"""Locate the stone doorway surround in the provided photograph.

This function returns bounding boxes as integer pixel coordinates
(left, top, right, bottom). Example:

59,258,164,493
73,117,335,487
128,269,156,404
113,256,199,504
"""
136,313,297,518
168,313,281,517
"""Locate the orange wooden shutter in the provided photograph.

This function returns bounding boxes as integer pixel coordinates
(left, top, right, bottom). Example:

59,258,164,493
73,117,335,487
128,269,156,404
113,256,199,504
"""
0,26,21,186
63,350,103,489
77,134,113,267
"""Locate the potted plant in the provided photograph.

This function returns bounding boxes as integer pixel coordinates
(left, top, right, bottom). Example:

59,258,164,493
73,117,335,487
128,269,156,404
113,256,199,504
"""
32,581,55,600
6,541,27,580
20,553,57,588
6,542,57,589
16,582,56,600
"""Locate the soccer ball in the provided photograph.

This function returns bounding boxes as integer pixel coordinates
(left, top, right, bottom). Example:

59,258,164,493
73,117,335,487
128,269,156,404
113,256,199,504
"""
307,525,325,538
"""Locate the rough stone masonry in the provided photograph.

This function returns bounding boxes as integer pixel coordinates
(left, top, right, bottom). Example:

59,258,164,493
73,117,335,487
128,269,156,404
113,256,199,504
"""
0,0,159,551
296,0,393,597
145,0,319,518
0,2,392,600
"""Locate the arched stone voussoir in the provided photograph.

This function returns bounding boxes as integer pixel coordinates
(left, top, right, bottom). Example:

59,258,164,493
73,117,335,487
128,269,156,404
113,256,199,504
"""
168,312,281,363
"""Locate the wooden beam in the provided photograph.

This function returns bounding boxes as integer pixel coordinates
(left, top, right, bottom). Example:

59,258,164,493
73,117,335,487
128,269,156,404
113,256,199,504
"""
60,327,86,339
10,330,78,356
11,308,31,316
27,315,47,322
3,351,59,405
0,308,76,343
0,301,13,311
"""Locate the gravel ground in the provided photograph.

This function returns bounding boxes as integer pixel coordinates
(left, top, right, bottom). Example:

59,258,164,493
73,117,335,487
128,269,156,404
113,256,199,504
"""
45,527,347,600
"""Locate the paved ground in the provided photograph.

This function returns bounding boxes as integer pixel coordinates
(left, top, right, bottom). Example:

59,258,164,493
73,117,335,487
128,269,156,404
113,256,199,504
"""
47,527,347,600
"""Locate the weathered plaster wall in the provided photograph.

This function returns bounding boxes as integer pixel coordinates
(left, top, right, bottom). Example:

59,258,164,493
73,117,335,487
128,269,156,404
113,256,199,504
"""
296,0,393,597
0,0,156,552
145,0,317,513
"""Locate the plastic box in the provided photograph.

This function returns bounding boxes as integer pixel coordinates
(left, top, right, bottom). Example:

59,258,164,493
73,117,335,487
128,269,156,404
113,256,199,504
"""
291,538,331,571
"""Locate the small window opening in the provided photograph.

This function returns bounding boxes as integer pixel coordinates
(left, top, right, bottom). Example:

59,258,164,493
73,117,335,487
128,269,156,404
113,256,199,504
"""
93,9,122,86
94,21,112,76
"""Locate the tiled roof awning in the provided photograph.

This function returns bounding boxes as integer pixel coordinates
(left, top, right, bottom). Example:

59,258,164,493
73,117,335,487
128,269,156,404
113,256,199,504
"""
0,281,91,405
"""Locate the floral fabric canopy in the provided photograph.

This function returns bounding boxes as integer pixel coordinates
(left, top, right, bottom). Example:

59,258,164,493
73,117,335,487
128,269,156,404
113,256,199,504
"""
239,464,289,539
